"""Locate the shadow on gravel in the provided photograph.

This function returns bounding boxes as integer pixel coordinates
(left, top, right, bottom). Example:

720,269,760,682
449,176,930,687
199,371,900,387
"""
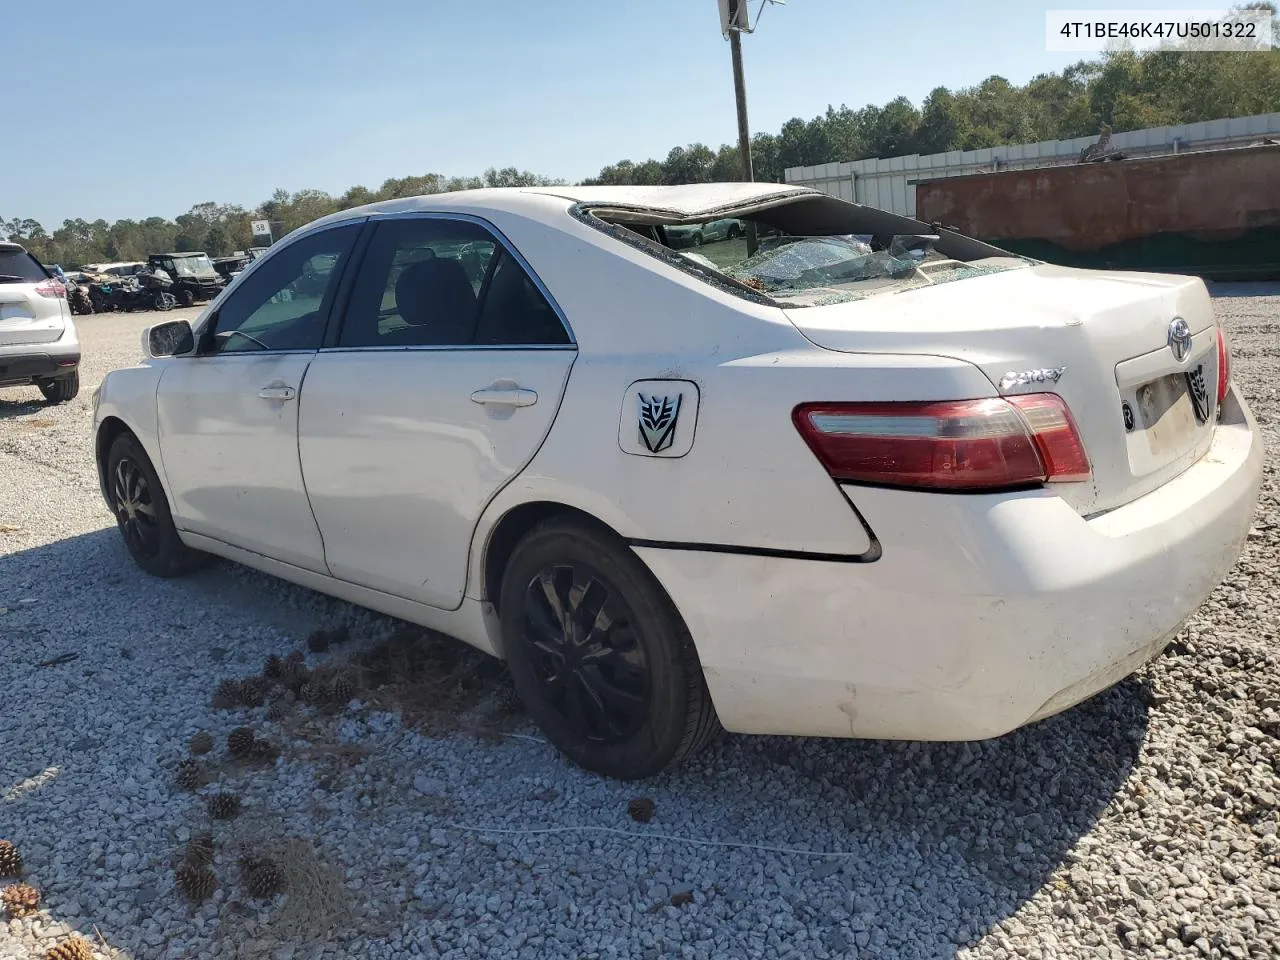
0,394,50,420
698,677,1151,953
1207,280,1280,298
2,527,1151,958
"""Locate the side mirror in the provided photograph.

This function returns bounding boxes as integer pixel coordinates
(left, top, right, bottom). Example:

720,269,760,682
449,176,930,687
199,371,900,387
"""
143,319,195,358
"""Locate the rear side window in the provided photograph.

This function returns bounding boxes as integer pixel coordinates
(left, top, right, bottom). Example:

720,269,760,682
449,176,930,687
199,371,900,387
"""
0,248,49,283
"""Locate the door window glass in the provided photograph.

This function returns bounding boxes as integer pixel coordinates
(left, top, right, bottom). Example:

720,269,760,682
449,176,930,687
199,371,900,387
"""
473,250,570,346
339,218,496,348
211,223,361,354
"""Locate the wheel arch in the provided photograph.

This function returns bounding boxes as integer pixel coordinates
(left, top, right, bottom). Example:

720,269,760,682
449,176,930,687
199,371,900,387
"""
480,500,625,622
95,415,135,502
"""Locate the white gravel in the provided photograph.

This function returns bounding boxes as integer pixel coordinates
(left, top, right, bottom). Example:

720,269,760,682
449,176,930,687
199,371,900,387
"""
2,292,1279,960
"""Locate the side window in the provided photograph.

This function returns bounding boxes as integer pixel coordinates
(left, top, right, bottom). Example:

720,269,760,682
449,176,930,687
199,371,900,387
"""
473,251,569,346
211,223,361,354
339,218,496,348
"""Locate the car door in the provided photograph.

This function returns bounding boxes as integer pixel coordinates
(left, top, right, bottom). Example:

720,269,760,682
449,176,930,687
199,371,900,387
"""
155,221,364,572
298,213,576,609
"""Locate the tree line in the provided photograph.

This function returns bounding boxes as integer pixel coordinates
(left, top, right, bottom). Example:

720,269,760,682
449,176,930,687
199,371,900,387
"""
5,17,1278,270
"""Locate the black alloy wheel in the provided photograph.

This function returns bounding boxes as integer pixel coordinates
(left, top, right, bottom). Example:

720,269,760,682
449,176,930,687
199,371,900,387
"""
520,562,651,744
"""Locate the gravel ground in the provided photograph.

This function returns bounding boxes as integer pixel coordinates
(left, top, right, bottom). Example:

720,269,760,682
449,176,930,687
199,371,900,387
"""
1,292,1278,960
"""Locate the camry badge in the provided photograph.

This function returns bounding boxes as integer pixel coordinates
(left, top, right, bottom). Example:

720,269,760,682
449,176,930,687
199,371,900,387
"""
998,367,1066,390
638,393,682,454
1168,318,1193,363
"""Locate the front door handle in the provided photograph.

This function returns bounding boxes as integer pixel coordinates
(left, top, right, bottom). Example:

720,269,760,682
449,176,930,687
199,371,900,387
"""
470,385,538,408
258,381,297,401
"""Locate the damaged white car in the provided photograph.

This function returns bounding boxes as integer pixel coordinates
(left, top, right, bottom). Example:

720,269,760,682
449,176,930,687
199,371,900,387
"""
93,183,1262,779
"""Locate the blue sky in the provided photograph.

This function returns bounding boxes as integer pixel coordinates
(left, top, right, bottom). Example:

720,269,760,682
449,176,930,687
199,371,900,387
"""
2,0,1237,226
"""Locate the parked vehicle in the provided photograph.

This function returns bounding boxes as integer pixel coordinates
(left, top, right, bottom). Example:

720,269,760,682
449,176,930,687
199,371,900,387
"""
213,254,251,284
147,252,224,306
93,183,1261,779
0,242,80,403
80,261,146,278
86,266,176,313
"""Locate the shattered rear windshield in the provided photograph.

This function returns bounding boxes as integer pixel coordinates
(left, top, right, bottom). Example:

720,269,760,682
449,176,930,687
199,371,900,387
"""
592,208,1031,307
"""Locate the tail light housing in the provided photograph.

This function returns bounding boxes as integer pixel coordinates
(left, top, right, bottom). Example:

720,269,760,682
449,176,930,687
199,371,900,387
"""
1216,325,1231,408
792,393,1091,491
33,281,66,299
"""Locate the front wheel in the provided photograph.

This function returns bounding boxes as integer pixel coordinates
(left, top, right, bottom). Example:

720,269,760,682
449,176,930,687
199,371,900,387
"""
499,519,721,779
39,373,79,404
176,288,195,308
106,433,208,577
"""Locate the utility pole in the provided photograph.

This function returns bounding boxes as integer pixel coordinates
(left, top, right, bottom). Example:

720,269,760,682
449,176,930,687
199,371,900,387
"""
728,0,754,185
720,0,783,254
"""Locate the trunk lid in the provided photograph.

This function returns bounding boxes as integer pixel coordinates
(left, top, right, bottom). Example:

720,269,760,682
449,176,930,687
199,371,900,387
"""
782,263,1220,516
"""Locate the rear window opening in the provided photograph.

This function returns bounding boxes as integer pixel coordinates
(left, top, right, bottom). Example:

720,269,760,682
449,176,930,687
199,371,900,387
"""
577,195,1031,307
0,245,51,284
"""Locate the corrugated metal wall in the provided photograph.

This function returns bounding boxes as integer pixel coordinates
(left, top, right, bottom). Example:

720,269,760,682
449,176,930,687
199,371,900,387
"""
783,112,1280,217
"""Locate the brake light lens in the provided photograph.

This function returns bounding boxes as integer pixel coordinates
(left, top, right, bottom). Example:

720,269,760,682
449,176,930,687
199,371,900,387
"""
33,281,66,299
792,393,1090,491
1216,326,1231,407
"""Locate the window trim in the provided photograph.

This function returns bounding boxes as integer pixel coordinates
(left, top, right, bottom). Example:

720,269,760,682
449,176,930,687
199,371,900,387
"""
198,219,370,358
321,211,577,354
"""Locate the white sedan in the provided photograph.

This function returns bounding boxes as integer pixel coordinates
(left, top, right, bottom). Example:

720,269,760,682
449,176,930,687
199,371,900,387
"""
92,183,1262,779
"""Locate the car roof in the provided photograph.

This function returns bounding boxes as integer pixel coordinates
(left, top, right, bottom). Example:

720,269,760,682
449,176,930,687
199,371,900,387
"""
0,241,27,253
311,182,820,230
153,251,209,258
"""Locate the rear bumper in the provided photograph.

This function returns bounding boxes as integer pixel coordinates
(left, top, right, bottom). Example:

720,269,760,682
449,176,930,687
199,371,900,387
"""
634,386,1262,741
0,347,80,386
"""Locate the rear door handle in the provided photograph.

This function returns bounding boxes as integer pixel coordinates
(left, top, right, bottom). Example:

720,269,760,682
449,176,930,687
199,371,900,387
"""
470,386,538,408
258,381,297,401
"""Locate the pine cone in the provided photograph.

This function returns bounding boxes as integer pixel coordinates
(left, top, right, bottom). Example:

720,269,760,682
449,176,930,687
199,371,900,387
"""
185,832,214,867
238,677,269,708
300,678,329,705
0,839,22,877
331,670,357,703
211,678,241,709
1,881,40,918
227,727,256,757
265,697,291,722
241,856,286,898
207,792,241,820
263,655,284,680
280,660,309,695
175,863,216,903
44,938,93,960
249,739,278,763
174,759,204,791
188,731,215,756
495,682,523,715
627,797,655,824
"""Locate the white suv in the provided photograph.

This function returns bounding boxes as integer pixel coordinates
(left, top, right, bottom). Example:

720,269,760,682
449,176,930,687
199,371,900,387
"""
0,242,80,403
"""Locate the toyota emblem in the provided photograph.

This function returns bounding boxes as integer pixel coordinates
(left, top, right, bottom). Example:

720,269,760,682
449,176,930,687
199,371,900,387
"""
1168,318,1193,363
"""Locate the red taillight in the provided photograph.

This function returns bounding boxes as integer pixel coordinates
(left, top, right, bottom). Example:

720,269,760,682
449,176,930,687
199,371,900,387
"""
1216,326,1231,407
792,393,1091,491
33,281,66,299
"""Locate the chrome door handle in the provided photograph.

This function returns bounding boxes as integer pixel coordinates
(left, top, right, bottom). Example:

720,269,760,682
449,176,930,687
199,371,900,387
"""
470,386,538,408
258,382,297,401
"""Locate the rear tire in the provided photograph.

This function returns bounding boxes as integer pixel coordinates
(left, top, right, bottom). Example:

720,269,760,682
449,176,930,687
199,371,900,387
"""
39,373,79,404
499,518,721,780
106,433,208,578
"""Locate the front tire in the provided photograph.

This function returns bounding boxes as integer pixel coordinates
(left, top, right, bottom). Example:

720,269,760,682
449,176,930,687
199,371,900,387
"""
106,433,208,577
39,373,79,404
500,519,721,779
177,288,195,308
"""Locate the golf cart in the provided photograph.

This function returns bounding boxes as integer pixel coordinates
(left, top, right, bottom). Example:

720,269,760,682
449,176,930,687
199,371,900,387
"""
146,252,225,306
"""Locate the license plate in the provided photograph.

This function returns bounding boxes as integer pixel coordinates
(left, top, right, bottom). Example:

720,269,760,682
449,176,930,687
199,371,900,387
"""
1136,366,1203,455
